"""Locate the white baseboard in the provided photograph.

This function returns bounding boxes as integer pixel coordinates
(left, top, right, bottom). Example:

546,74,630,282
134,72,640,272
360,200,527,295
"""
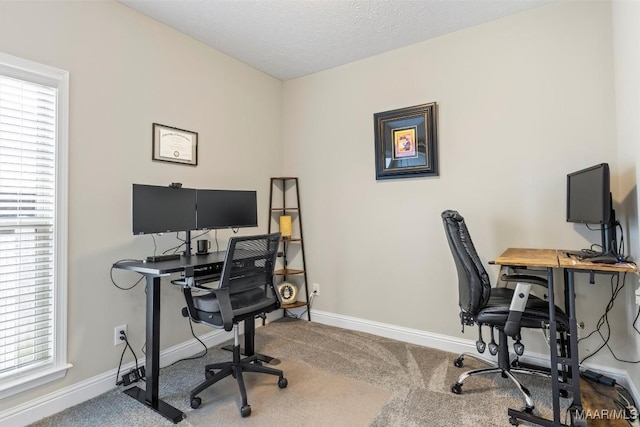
310,309,640,405
4,310,639,426
0,328,232,427
310,309,476,356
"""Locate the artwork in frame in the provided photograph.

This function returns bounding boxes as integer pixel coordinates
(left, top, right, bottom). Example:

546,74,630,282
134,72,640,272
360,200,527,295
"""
152,123,198,166
373,102,438,180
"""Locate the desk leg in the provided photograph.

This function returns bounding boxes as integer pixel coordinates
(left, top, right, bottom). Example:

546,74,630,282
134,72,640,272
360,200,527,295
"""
546,267,562,424
123,275,185,424
566,270,582,408
244,319,255,355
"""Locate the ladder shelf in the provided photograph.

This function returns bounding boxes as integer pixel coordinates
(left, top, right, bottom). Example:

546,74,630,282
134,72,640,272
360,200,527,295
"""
268,177,311,321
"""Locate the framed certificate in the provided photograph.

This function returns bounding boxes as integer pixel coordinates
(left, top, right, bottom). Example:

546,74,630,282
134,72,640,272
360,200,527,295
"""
152,123,198,166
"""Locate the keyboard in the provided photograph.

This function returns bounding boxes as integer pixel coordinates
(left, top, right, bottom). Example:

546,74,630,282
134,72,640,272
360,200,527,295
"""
565,250,620,264
564,249,598,259
146,254,181,262
586,254,619,264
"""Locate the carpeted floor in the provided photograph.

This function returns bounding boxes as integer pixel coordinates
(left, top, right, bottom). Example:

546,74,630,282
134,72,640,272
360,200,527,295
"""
29,319,572,426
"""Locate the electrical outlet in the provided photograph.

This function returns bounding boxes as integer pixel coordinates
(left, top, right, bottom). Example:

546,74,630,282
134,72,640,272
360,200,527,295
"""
114,324,127,346
313,283,320,296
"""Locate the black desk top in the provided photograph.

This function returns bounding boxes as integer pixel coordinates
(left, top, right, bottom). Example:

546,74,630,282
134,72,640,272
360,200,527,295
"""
113,251,226,275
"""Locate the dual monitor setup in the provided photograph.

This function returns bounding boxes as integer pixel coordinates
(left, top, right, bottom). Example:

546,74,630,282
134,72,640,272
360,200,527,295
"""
566,162,620,262
131,164,617,261
132,183,258,257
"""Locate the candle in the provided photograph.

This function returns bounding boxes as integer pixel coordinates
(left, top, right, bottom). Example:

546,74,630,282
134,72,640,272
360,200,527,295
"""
279,215,292,238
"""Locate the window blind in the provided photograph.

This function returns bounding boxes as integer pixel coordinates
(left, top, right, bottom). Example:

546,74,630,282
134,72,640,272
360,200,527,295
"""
0,74,57,376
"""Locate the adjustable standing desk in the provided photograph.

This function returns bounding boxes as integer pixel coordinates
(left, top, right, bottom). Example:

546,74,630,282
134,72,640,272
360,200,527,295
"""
493,248,638,427
556,250,637,426
113,253,226,423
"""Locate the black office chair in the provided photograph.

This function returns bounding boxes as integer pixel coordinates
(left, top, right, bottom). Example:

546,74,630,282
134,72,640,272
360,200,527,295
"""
180,232,287,417
441,210,569,418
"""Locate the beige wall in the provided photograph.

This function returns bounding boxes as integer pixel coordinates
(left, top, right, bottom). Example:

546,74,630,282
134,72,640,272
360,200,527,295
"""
613,0,640,388
0,0,283,410
283,1,636,372
2,0,640,417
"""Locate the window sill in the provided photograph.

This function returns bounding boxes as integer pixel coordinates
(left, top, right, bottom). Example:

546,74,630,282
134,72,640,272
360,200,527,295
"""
0,363,73,399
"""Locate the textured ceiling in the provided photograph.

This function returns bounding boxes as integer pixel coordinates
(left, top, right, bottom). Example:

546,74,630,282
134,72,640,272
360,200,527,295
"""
120,0,553,81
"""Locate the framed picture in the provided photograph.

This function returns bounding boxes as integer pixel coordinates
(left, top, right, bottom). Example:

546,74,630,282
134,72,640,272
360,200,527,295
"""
373,103,438,180
152,123,198,166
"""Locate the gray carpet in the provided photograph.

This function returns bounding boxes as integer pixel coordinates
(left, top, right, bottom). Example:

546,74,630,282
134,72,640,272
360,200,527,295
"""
29,319,571,426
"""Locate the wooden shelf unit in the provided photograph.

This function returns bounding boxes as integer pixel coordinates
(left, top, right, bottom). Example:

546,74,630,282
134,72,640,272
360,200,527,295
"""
268,177,311,321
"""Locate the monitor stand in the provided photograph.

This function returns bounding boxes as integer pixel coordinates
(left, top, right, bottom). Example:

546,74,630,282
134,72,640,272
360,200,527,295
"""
183,230,192,257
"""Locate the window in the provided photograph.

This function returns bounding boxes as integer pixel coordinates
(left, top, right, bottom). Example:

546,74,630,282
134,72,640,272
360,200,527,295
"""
0,52,70,398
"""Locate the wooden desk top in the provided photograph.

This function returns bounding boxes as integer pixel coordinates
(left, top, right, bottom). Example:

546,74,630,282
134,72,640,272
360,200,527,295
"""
557,250,638,273
493,248,560,268
493,248,638,274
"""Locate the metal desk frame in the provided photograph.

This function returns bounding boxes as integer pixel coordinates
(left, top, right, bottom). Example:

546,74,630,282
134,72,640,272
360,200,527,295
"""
113,253,226,423
493,248,637,427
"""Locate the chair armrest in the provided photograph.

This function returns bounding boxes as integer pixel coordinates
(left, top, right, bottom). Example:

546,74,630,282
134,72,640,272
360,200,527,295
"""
211,288,234,331
504,282,532,337
501,274,548,288
172,265,196,287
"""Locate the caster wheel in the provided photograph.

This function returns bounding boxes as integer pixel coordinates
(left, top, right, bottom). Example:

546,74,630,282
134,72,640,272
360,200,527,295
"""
190,397,201,409
254,360,263,366
205,370,214,379
509,416,519,426
240,404,251,417
522,406,535,414
451,383,462,394
278,377,288,388
488,343,499,355
560,389,568,398
453,358,463,368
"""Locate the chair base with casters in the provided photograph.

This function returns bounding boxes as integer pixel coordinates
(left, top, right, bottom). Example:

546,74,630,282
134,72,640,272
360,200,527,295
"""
189,320,288,417
179,232,288,418
441,210,571,425
451,327,557,415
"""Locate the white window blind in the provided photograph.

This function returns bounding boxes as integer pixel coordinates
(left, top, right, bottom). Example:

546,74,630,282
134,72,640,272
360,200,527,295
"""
0,53,68,398
0,75,57,376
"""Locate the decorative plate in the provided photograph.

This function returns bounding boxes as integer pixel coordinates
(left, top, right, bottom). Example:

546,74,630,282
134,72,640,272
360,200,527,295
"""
277,281,298,304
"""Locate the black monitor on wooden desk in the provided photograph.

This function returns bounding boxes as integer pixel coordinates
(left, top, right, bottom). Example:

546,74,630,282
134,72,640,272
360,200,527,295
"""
566,163,618,257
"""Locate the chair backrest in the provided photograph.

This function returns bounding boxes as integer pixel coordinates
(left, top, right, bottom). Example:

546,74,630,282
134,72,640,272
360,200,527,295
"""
219,232,281,295
441,210,491,315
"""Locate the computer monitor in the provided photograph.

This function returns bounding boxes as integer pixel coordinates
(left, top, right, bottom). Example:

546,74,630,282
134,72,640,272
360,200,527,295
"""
196,189,258,230
566,163,617,254
132,184,197,235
